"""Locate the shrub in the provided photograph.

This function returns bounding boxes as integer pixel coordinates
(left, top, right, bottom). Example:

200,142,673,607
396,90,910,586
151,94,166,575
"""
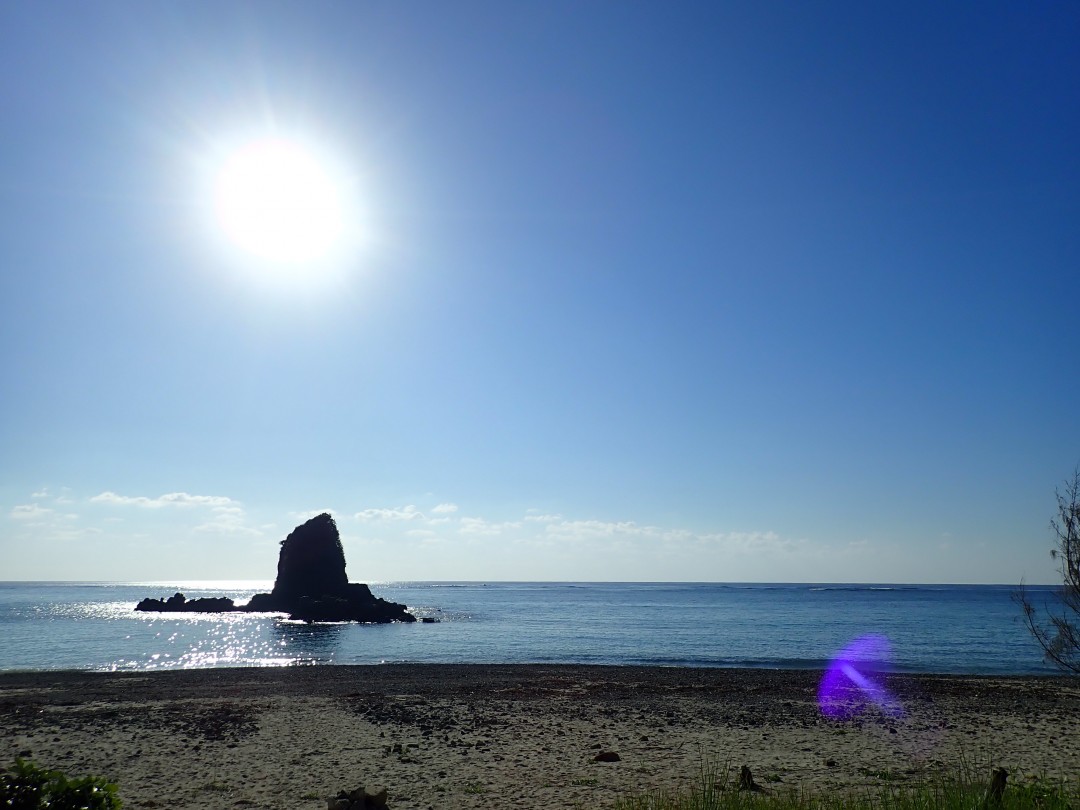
1016,466,1080,674
0,758,121,810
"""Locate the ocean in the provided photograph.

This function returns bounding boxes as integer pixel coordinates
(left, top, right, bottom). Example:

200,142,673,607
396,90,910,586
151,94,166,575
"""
0,581,1061,675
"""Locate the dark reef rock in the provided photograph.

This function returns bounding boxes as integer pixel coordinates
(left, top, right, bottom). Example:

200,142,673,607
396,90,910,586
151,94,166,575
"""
136,513,415,623
135,593,238,613
288,583,414,624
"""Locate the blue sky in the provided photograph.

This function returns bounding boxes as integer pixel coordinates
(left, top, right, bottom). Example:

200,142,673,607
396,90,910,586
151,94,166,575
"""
1,3,1077,583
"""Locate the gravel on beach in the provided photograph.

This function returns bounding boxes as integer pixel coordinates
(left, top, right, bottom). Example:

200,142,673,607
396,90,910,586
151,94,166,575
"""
2,665,1078,809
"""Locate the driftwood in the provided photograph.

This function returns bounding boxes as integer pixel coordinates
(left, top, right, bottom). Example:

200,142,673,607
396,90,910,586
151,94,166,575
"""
981,767,1007,807
738,765,765,793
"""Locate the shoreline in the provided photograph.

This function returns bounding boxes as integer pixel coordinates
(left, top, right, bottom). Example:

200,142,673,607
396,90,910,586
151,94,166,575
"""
3,665,1078,808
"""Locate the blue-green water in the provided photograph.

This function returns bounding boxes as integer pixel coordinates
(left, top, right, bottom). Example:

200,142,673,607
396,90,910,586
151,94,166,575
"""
0,581,1060,674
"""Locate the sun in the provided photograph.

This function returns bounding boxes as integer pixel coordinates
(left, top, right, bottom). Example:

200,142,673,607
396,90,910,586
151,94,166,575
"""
212,137,345,264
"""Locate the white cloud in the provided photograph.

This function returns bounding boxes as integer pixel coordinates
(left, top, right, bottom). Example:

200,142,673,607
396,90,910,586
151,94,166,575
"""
211,506,245,517
296,498,822,579
26,487,73,504
47,526,103,541
355,505,423,522
543,519,645,539
90,491,235,508
287,509,336,524
193,503,262,537
525,513,562,523
194,518,262,537
81,490,261,538
10,503,53,520
458,517,523,536
350,503,804,563
728,531,790,551
7,500,91,547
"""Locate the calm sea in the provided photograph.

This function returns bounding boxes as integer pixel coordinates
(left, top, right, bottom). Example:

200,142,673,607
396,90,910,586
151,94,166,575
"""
0,581,1061,675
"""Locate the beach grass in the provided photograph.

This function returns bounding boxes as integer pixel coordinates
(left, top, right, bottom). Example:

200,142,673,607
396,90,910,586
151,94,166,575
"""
615,759,1080,810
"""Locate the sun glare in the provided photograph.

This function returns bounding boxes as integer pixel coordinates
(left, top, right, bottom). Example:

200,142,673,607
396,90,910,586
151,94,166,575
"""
212,138,346,265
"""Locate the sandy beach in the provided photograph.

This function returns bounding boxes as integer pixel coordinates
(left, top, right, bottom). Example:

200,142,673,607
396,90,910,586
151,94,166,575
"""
2,665,1077,808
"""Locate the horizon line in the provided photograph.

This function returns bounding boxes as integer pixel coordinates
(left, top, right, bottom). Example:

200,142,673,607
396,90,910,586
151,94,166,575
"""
0,578,1060,588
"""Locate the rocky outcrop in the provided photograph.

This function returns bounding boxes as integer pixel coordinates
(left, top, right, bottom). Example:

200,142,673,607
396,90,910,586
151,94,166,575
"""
135,593,238,613
327,786,388,810
245,514,414,623
289,583,416,624
135,513,415,623
251,512,349,607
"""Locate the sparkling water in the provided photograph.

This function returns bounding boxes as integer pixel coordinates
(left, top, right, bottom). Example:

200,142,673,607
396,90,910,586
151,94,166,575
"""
0,581,1060,674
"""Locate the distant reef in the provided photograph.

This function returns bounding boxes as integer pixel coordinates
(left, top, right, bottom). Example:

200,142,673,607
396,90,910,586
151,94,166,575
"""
135,513,415,623
134,593,238,613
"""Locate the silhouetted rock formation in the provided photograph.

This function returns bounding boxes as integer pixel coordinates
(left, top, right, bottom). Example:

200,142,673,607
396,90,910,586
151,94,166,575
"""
245,513,414,623
136,513,415,623
272,512,349,603
135,593,238,613
288,583,414,623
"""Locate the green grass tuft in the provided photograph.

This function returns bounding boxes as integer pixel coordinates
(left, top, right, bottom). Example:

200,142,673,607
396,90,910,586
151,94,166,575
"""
613,759,1079,810
463,780,487,795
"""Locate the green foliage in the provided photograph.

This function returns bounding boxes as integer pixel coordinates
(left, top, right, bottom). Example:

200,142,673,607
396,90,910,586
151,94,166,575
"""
1016,466,1080,674
0,759,121,810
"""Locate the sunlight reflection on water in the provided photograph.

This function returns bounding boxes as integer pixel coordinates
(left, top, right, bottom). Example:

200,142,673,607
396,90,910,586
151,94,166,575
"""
107,614,313,671
0,582,1061,673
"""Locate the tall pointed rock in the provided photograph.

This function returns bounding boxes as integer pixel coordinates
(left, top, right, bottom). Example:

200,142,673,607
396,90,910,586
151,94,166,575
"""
244,513,415,623
271,512,349,600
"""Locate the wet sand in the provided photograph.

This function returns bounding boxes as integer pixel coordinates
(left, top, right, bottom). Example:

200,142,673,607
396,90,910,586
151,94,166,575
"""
1,665,1077,808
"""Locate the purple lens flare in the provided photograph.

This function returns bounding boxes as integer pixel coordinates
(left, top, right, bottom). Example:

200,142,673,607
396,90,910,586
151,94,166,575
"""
818,634,903,720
